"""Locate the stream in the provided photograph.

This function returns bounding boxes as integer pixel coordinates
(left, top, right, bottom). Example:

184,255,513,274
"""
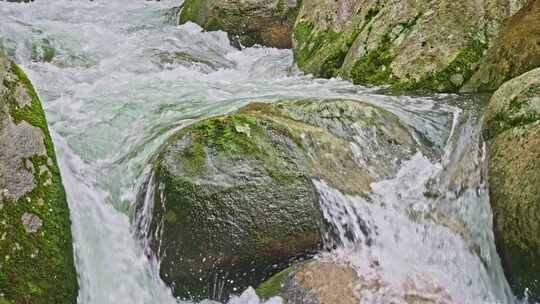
0,0,518,303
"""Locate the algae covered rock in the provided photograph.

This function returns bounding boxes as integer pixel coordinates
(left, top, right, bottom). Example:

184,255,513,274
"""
138,110,324,301
291,0,373,79
179,0,301,48
292,0,527,92
136,99,420,301
0,53,78,303
463,0,540,92
483,68,540,300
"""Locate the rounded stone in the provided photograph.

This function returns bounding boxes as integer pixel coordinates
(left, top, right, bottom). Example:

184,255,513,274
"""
136,99,420,301
483,68,540,300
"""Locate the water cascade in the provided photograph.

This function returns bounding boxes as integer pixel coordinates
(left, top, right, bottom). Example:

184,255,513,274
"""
0,0,517,303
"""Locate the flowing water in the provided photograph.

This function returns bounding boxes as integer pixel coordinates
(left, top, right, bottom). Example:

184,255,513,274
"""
0,0,519,303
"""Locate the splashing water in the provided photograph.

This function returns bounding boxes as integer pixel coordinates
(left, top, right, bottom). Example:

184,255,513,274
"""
0,0,517,303
313,108,515,303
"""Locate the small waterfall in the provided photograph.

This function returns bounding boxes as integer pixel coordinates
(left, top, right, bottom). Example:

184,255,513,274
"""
133,171,165,272
52,132,178,304
313,111,514,303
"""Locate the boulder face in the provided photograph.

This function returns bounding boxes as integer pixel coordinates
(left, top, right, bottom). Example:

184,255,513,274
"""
483,68,540,300
462,0,540,92
277,261,362,304
136,99,420,301
179,0,301,48
0,53,78,303
139,110,324,301
292,0,527,92
256,260,453,304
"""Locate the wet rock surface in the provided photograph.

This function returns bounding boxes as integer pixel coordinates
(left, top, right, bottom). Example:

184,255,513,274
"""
483,67,540,300
463,0,540,92
0,52,78,304
136,99,420,301
179,0,301,48
257,259,454,304
175,0,535,93
280,261,360,304
293,0,527,92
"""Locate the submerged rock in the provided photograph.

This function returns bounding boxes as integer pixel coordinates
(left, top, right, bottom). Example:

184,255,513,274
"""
136,99,420,301
462,0,540,92
162,6,182,25
292,0,527,92
483,68,540,300
0,52,78,303
152,50,235,72
178,0,301,48
280,261,360,304
257,259,453,304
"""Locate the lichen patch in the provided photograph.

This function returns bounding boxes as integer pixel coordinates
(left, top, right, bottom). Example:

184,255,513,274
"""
0,114,47,201
21,212,43,234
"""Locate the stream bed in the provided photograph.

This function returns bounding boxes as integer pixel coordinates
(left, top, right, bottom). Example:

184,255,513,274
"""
0,0,517,303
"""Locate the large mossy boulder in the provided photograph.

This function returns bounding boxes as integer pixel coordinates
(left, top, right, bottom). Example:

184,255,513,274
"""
483,68,540,300
292,0,527,92
462,0,540,92
0,53,78,303
136,99,420,301
179,0,302,48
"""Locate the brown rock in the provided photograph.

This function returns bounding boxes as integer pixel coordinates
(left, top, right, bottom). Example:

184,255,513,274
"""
179,0,301,48
483,67,540,299
463,0,540,92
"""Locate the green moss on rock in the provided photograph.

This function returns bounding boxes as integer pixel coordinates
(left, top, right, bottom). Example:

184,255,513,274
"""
0,54,78,304
293,0,525,92
135,98,421,301
350,33,395,86
349,12,487,92
397,39,487,92
483,68,540,300
293,20,360,78
256,265,296,299
463,0,540,92
8,64,58,156
179,0,302,48
139,104,323,301
179,0,205,24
